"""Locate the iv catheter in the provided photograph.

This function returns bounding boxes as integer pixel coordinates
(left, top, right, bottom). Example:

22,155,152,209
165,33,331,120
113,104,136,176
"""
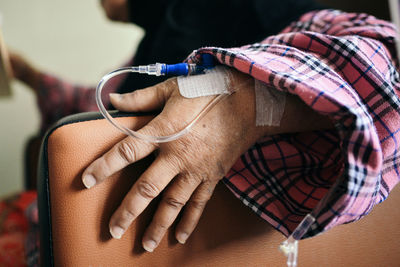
96,54,317,267
95,54,223,143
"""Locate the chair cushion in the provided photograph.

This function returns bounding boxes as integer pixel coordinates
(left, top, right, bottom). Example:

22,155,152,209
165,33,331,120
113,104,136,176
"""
38,112,400,266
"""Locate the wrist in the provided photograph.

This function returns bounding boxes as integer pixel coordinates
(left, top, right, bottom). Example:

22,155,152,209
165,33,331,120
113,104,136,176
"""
230,69,333,138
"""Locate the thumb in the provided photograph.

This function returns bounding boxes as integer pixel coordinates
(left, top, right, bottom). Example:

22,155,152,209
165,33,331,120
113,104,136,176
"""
110,78,176,112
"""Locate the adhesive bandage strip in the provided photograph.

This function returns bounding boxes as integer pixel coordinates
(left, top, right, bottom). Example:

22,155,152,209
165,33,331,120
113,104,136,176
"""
177,66,234,98
254,79,286,127
178,66,286,127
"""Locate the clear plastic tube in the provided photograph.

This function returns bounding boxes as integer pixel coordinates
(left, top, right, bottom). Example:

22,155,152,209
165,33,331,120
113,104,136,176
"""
279,214,316,267
95,66,228,143
279,174,343,267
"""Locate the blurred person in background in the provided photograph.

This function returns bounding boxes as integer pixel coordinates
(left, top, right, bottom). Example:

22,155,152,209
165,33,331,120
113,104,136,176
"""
9,0,322,132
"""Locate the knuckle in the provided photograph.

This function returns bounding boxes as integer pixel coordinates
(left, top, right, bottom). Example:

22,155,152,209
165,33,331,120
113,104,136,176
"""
162,119,178,133
142,120,166,137
126,90,139,103
154,221,169,231
152,118,181,137
189,199,207,211
164,196,185,210
164,152,187,172
175,137,209,167
120,207,137,222
182,172,203,185
117,140,138,163
179,174,194,185
136,180,160,199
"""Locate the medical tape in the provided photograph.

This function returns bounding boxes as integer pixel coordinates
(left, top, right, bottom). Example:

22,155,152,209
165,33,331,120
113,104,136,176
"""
177,66,286,127
177,66,234,98
254,79,286,127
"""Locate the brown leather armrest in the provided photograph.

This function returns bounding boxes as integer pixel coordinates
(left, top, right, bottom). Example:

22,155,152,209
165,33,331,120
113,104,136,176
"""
38,112,400,266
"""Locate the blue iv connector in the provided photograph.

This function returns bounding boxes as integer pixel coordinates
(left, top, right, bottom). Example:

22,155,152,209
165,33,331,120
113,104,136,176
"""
140,54,216,76
162,53,216,76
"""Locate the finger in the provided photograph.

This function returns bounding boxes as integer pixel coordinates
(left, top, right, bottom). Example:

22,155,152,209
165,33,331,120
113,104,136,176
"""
82,128,157,189
109,78,177,112
175,181,218,244
141,174,201,252
108,156,179,240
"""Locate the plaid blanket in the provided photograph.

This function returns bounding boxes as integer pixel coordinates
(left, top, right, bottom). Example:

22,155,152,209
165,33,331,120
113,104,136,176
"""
35,9,400,240
187,9,400,238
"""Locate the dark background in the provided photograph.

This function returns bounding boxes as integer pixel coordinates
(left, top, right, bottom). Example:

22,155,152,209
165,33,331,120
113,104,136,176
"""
317,0,390,20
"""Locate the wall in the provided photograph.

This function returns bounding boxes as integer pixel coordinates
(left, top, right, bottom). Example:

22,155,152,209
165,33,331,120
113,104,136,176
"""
0,0,143,196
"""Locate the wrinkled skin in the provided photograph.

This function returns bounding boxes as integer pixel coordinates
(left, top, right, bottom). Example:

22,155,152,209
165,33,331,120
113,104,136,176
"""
82,68,332,252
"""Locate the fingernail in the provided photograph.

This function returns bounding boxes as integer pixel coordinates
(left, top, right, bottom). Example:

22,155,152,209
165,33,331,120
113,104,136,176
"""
143,240,157,252
82,174,96,189
110,226,125,239
176,232,188,244
109,93,122,100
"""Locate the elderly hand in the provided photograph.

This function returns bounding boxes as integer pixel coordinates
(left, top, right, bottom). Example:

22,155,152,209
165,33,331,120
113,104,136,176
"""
82,67,331,252
82,68,266,251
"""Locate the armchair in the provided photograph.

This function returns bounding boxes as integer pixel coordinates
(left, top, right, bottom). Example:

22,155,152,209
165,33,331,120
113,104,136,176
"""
37,112,400,266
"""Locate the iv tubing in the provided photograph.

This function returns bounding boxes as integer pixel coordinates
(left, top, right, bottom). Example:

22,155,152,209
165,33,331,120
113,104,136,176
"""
95,66,227,143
